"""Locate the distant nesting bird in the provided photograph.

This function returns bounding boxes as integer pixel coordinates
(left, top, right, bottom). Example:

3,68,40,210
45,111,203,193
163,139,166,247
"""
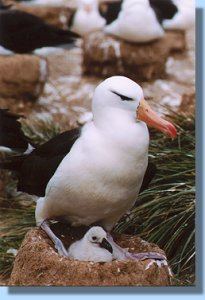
99,0,123,25
68,226,113,262
101,0,177,25
0,4,79,53
70,0,106,36
104,0,177,43
0,76,176,260
0,110,34,154
163,0,195,30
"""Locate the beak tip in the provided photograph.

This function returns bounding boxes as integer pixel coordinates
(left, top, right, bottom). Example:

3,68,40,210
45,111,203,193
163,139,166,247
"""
167,123,177,138
138,99,177,139
100,238,113,254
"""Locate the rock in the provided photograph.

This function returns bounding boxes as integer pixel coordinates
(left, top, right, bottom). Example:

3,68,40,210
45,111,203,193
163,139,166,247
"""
164,30,186,53
0,55,48,101
83,32,170,82
15,4,75,29
9,224,172,286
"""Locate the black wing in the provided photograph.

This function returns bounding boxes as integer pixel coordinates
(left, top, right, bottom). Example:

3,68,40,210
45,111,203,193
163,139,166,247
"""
149,0,178,24
99,0,122,25
0,9,78,53
0,128,81,197
139,161,157,194
0,109,29,152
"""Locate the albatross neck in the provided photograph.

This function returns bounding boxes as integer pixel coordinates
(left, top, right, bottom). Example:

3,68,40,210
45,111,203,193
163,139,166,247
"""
92,107,149,150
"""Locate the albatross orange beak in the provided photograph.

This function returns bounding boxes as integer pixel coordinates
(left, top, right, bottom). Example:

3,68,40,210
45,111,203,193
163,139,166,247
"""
137,98,177,138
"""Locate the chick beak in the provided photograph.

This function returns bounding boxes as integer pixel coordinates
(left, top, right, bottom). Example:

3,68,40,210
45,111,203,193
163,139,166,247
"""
137,98,177,138
100,238,113,254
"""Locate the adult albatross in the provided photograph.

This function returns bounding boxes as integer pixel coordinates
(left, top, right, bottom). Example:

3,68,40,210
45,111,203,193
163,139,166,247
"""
0,76,177,259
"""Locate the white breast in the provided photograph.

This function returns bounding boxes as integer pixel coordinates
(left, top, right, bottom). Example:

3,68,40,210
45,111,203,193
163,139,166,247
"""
68,239,113,262
36,120,149,229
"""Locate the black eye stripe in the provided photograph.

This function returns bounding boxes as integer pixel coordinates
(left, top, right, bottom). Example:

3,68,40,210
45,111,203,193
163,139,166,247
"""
111,91,133,101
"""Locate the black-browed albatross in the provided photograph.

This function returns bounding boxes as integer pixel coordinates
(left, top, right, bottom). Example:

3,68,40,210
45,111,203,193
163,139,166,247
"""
0,76,177,260
100,0,177,26
0,2,79,54
103,0,178,43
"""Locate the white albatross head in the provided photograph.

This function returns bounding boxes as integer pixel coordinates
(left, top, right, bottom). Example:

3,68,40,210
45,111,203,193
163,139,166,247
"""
72,0,105,36
92,76,177,138
85,226,113,254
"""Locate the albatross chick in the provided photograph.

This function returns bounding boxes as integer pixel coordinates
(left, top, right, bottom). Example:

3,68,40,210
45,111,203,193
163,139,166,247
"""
68,226,113,262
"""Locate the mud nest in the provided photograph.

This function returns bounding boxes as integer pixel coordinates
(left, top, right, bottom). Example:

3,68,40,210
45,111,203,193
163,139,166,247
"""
0,55,48,101
83,30,186,82
10,223,172,286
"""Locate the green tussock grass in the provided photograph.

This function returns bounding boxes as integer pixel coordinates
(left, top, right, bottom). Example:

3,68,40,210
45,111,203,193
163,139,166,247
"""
116,113,195,281
21,116,62,145
0,113,195,283
0,196,35,277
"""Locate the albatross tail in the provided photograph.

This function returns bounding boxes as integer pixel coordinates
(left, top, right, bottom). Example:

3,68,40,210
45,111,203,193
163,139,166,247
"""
0,109,33,154
44,27,80,49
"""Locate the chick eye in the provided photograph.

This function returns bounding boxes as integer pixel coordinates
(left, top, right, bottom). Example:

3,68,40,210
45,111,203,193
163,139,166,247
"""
92,236,97,241
111,91,133,101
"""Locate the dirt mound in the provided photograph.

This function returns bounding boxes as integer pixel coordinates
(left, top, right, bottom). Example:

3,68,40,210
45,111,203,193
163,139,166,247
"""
83,29,187,82
10,224,171,286
165,30,186,53
0,55,47,101
83,31,171,82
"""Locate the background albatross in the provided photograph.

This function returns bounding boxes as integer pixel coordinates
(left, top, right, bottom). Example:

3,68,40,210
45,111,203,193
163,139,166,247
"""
0,76,177,260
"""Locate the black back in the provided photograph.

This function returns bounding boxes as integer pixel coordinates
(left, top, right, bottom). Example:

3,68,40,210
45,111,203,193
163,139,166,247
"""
0,9,79,53
149,0,178,24
99,0,122,25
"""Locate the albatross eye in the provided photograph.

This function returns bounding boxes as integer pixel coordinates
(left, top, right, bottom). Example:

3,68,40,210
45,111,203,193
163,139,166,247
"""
92,236,97,241
111,91,133,101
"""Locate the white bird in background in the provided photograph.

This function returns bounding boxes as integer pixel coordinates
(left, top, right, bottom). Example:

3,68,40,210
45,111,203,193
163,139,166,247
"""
68,226,113,262
70,0,106,36
163,0,195,30
105,0,164,43
0,76,177,260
